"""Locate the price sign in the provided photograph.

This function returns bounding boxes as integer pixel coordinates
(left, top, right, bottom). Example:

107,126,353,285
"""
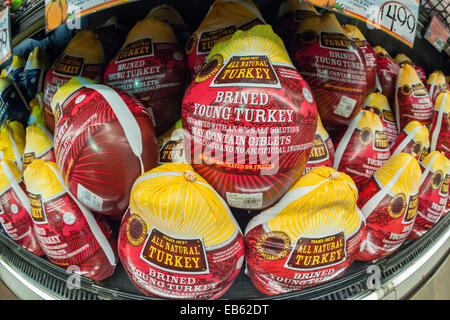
300,0,419,47
377,1,417,46
0,7,11,66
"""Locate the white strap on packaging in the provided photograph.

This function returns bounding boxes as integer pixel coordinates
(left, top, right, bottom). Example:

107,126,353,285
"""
375,74,383,94
391,124,423,157
430,92,448,152
46,163,117,266
419,152,441,188
394,68,403,134
244,173,361,237
360,156,413,219
363,93,375,108
428,75,437,102
76,77,145,174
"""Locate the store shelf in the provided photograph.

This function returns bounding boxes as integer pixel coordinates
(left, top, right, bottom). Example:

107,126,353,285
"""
0,0,448,301
0,213,448,300
10,0,45,47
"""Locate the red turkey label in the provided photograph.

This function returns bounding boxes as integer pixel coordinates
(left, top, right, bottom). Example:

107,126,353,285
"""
104,38,186,135
53,56,85,77
118,209,245,299
414,65,427,84
244,224,363,294
443,173,450,195
140,228,209,274
352,38,365,48
45,56,103,106
376,57,400,104
104,42,183,95
53,76,159,217
29,191,102,266
430,104,450,158
23,152,36,170
403,194,418,224
0,184,38,248
292,31,366,126
29,192,48,224
211,55,280,88
374,109,399,147
413,171,449,237
335,126,390,191
349,39,376,93
320,32,354,50
429,86,447,105
357,180,418,260
382,109,395,123
183,59,317,210
285,232,346,270
396,79,433,131
390,129,429,161
374,130,389,150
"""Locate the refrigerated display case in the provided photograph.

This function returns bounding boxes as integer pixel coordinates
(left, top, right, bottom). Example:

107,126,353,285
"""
0,0,448,300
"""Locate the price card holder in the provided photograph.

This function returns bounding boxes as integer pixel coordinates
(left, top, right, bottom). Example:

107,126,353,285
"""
376,1,418,47
300,0,419,48
0,7,12,67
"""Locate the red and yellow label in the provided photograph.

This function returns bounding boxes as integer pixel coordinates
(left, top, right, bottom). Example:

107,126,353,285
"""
308,134,329,162
213,55,279,86
374,130,389,150
141,228,209,273
403,194,418,223
53,56,84,77
286,232,346,270
23,152,36,170
29,192,47,224
117,38,154,62
320,32,354,50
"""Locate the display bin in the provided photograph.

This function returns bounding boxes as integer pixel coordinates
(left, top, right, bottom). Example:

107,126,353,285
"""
0,0,448,300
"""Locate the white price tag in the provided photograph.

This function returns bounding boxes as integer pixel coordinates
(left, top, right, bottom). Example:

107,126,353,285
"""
77,183,104,212
226,192,263,209
0,7,11,65
377,2,417,47
334,95,357,118
308,0,421,47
